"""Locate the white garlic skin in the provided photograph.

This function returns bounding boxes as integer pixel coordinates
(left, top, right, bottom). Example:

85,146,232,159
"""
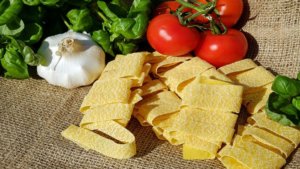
37,31,105,89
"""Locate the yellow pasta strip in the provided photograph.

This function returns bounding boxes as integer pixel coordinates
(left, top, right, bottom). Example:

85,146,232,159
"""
62,124,136,159
183,135,221,160
151,56,192,76
80,79,132,112
228,66,275,88
63,52,152,159
181,77,243,113
100,63,151,87
139,79,167,96
242,83,272,114
171,117,235,143
135,90,181,126
80,103,133,127
161,57,213,93
219,136,286,169
249,112,300,147
102,52,147,78
241,126,294,158
176,107,238,128
218,59,257,75
201,68,233,83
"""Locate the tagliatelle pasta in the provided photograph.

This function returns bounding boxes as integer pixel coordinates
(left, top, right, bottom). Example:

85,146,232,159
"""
219,136,286,169
180,77,243,113
241,125,294,158
218,59,258,76
218,60,300,169
134,53,244,160
62,124,136,159
62,52,149,159
218,59,275,114
61,53,299,168
249,112,300,147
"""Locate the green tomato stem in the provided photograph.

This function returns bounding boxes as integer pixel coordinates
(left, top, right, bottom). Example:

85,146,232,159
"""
175,0,215,14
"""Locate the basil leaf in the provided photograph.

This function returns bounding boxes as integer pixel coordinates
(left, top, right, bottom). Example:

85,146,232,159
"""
292,96,300,111
265,93,297,126
108,0,131,18
22,46,41,66
20,23,43,45
111,18,136,39
65,8,94,32
97,1,119,22
279,104,299,120
272,75,300,97
111,0,130,12
1,44,29,79
92,30,114,56
116,41,137,55
0,17,24,37
268,92,290,109
128,0,151,17
132,12,148,39
0,0,23,26
266,108,296,126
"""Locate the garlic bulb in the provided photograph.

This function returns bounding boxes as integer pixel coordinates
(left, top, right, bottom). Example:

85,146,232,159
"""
37,31,105,89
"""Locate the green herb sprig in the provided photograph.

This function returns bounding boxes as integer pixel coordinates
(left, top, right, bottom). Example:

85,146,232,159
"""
265,72,300,127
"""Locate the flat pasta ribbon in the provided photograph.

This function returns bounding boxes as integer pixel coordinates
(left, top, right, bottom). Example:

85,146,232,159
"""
218,59,275,114
135,53,244,160
62,52,149,159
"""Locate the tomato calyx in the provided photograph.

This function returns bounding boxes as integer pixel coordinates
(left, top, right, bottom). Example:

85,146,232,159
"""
174,0,227,34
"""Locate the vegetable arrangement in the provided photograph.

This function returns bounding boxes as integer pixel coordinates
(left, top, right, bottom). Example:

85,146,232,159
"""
266,72,300,127
0,0,151,79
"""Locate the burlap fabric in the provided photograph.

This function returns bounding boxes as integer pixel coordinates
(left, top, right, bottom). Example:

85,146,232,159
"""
0,0,299,168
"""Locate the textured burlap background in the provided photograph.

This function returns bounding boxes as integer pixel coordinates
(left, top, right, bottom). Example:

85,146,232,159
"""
0,0,299,168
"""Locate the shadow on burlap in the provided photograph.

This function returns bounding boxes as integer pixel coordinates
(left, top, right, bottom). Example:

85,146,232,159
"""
0,0,299,168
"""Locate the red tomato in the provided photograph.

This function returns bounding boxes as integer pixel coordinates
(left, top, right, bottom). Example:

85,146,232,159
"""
153,1,191,16
193,0,244,27
147,14,200,56
194,29,248,67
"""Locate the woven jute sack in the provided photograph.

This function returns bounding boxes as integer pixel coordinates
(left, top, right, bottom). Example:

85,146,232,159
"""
0,0,299,168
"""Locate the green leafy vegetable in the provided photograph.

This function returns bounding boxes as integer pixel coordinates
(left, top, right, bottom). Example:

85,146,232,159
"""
0,17,24,36
116,41,137,55
19,23,43,44
94,0,151,56
92,30,114,56
1,43,29,79
272,75,300,97
266,72,300,127
65,8,94,32
0,0,23,25
292,96,300,111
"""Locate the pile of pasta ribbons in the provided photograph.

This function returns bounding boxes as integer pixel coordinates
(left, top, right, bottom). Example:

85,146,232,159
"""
62,53,151,159
62,52,300,168
218,60,300,169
